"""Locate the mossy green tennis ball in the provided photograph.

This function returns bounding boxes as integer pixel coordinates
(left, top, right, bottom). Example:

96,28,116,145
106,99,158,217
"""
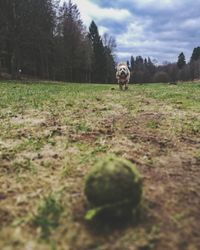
84,155,142,220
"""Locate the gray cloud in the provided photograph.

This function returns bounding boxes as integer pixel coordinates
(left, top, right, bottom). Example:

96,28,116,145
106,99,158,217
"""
70,0,200,64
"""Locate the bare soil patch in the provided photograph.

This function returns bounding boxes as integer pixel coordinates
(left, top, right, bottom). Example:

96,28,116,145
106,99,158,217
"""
0,82,200,250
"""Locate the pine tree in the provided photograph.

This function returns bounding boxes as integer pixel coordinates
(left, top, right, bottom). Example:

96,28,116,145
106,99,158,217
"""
102,33,116,83
0,0,26,77
0,0,116,82
55,0,92,82
88,20,106,83
177,52,186,69
0,0,57,78
190,47,200,79
190,47,200,61
130,56,134,71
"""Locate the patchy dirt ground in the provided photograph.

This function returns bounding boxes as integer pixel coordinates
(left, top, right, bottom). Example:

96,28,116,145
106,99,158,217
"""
0,82,200,250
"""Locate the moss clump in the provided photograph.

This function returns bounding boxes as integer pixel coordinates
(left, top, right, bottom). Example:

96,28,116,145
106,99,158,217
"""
84,155,142,220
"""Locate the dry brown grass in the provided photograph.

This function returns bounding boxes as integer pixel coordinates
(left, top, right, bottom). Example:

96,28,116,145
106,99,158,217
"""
0,81,200,250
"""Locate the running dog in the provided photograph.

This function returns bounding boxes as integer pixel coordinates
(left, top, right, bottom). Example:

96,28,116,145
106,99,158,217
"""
116,62,130,90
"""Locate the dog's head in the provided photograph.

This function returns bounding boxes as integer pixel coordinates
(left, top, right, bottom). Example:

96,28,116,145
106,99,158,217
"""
116,63,130,79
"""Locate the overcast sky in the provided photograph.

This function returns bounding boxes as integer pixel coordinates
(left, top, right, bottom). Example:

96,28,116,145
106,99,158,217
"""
69,0,200,64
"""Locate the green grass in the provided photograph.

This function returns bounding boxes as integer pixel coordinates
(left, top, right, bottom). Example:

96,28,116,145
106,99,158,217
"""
133,82,200,111
0,81,200,250
32,194,63,239
0,82,109,110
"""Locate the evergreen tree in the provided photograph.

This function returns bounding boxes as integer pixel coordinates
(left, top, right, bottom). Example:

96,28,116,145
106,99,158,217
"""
177,52,186,69
135,56,144,70
0,0,57,78
57,0,91,81
127,60,130,68
0,0,26,77
130,56,134,71
190,47,200,79
88,20,106,83
190,47,200,61
0,0,116,83
102,33,116,83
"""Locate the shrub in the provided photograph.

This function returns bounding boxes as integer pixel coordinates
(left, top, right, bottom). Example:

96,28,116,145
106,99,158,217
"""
153,71,170,83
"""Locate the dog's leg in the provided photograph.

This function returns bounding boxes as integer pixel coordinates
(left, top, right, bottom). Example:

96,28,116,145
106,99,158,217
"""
124,80,129,90
118,80,123,90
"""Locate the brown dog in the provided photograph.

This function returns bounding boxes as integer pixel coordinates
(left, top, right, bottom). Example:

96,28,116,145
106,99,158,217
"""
116,62,130,90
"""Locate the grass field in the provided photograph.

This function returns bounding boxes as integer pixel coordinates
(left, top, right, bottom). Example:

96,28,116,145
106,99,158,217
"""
0,81,200,250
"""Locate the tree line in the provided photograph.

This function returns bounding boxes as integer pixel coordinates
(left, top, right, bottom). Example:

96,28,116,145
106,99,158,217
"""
0,0,116,83
0,0,199,83
127,47,200,83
